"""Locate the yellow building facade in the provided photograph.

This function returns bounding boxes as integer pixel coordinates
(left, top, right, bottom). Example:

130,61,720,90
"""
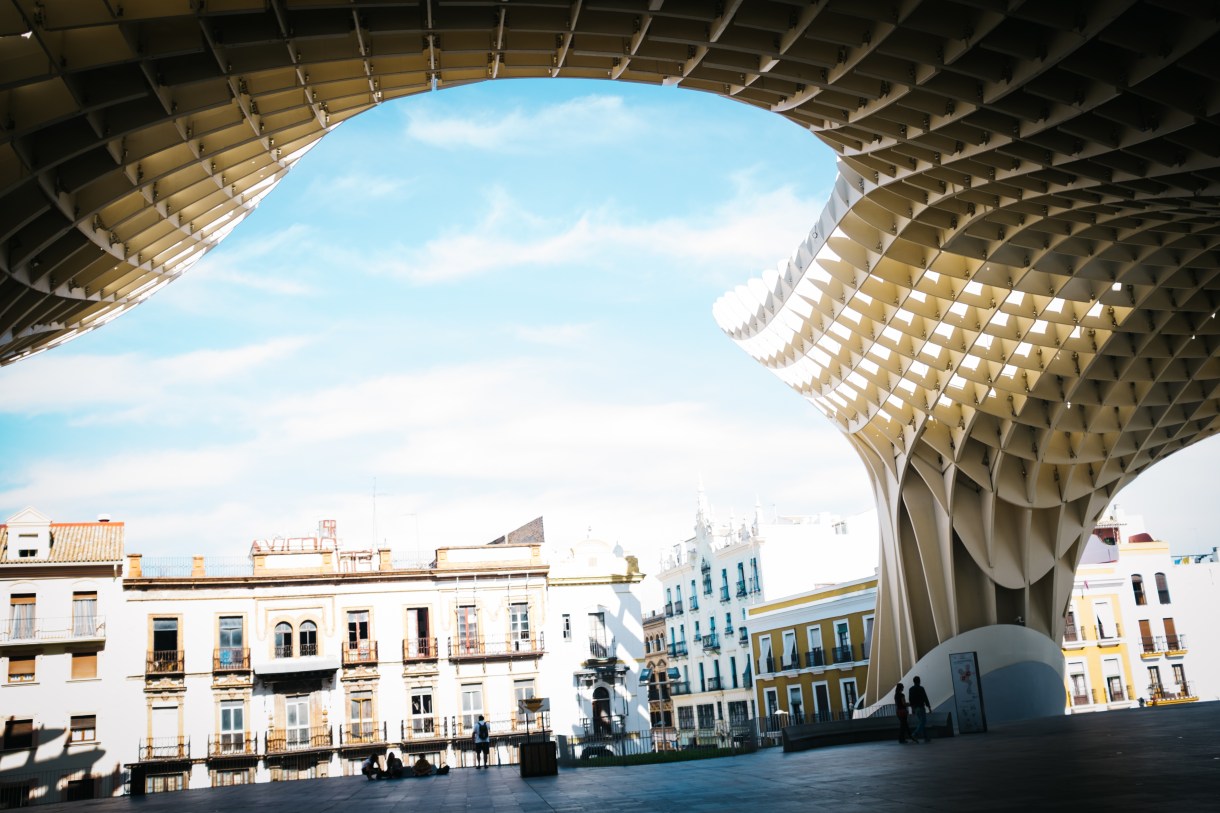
748,577,876,738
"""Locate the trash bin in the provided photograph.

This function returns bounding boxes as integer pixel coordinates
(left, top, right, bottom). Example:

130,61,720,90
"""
519,740,557,777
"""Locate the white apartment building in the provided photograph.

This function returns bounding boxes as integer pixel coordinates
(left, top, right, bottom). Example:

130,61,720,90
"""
653,487,878,742
1,508,126,805
3,511,650,800
116,519,551,791
543,537,648,739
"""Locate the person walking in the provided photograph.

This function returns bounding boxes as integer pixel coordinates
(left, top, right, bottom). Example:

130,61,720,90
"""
473,715,492,768
894,682,913,744
908,676,932,743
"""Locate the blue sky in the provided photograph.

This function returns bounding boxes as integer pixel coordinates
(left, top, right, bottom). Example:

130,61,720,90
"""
0,79,1212,560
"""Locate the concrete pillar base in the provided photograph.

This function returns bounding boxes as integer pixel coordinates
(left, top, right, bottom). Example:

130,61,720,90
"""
864,624,1065,726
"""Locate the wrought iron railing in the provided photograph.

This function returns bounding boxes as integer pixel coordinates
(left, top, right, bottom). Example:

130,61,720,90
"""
265,725,332,753
145,649,184,674
342,642,378,665
208,732,258,757
805,648,825,668
449,634,545,658
138,736,189,760
213,647,250,671
339,721,387,745
403,636,438,661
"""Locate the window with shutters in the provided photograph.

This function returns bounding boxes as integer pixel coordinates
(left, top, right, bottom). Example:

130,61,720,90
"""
71,652,97,680
7,655,34,683
3,718,34,750
70,715,96,743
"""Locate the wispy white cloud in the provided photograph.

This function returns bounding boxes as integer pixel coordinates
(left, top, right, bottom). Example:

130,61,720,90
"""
377,180,823,285
0,336,311,418
0,351,875,560
405,94,646,152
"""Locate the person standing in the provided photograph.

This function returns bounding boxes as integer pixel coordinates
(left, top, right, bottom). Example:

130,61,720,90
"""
894,683,912,744
908,676,932,743
473,715,492,768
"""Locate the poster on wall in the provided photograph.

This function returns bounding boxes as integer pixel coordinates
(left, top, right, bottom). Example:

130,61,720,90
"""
949,651,988,734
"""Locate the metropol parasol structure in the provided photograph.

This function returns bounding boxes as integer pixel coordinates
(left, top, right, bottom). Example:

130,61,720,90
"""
1,1,1218,716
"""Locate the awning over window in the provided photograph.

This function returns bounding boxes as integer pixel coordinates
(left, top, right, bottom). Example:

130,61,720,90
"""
253,656,340,678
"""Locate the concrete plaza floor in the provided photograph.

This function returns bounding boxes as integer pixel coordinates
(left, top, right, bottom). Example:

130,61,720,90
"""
36,701,1220,812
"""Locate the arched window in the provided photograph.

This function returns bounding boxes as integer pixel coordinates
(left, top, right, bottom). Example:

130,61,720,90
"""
1131,574,1146,605
299,620,318,656
1155,572,1171,604
274,622,293,658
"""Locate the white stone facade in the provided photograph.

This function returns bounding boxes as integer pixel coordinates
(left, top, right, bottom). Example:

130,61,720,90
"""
653,487,878,741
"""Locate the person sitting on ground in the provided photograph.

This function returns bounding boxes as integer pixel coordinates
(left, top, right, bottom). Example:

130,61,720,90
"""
385,751,404,779
361,753,382,780
413,755,436,776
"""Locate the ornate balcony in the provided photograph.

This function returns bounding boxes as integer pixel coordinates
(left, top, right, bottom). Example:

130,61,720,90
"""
342,642,378,665
668,641,688,658
146,649,184,675
266,725,333,754
138,737,189,761
701,633,720,652
449,634,544,660
338,721,387,746
403,636,438,662
401,716,450,743
213,647,250,672
805,648,825,668
208,733,258,758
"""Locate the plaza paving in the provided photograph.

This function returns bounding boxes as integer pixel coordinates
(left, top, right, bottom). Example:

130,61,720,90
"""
36,702,1220,812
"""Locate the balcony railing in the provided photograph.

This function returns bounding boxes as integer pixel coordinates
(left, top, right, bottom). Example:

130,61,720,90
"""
213,647,250,672
1064,624,1082,643
673,600,684,615
665,602,674,618
748,577,761,594
805,648,825,668
208,733,258,757
1149,681,1196,703
761,655,776,674
701,633,720,651
266,725,333,754
588,638,615,660
1071,691,1094,707
719,586,731,603
1095,623,1121,641
736,580,747,598
831,644,857,664
449,634,545,659
403,636,438,662
1165,634,1187,652
275,643,319,658
738,628,748,645
342,642,378,665
689,597,699,611
670,680,691,695
706,676,723,691
668,641,688,658
780,655,801,671
1,615,106,643
146,649,184,674
401,716,449,741
339,721,387,745
138,737,189,761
